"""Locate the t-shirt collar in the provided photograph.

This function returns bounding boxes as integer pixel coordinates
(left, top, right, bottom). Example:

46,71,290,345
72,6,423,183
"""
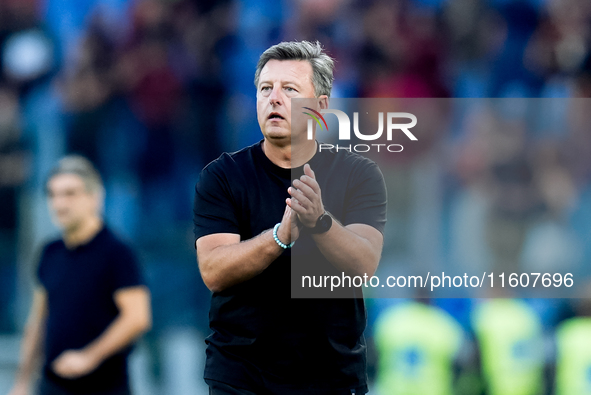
255,139,321,179
64,225,108,252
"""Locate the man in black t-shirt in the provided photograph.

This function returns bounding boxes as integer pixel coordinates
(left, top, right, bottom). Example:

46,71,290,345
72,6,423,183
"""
193,41,387,395
9,156,152,395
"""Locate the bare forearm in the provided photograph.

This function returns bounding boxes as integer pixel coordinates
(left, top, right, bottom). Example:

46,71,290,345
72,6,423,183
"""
14,289,47,386
83,312,149,364
312,223,381,277
14,321,45,384
199,230,284,292
51,288,151,380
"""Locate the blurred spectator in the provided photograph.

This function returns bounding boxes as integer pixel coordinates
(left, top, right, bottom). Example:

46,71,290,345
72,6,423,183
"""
472,299,545,395
0,86,27,232
0,86,29,333
554,288,591,395
373,299,467,395
358,0,449,98
488,1,544,97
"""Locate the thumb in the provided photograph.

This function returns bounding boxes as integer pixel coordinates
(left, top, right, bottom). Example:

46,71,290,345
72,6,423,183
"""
304,163,315,179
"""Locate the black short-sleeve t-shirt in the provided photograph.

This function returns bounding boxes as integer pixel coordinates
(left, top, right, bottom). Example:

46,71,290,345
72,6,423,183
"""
37,226,144,393
193,140,387,394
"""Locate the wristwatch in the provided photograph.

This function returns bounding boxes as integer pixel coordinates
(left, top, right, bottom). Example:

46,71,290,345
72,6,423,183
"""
308,211,333,234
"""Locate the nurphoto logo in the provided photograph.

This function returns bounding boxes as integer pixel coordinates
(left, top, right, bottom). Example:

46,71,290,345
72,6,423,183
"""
303,108,417,153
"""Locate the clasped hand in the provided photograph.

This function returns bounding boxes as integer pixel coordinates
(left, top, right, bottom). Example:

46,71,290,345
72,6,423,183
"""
276,164,324,245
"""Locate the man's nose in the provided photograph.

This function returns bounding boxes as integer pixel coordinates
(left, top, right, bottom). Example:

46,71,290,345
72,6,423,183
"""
269,85,283,106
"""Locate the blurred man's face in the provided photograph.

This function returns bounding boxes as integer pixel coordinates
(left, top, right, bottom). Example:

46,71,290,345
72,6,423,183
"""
256,59,317,143
47,174,100,231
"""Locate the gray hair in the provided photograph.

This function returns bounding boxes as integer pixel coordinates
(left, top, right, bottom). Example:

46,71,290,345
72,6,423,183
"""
254,40,335,98
46,155,104,198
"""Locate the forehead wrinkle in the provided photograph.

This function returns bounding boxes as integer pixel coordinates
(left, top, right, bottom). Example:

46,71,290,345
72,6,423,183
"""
258,61,313,88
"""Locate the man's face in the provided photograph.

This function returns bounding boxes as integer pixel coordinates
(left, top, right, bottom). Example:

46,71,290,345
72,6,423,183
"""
256,59,318,142
47,174,100,231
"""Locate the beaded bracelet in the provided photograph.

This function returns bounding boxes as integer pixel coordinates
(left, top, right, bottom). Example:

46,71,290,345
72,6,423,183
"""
273,223,295,249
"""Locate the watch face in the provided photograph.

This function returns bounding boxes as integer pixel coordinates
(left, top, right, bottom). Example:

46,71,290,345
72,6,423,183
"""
308,212,333,234
317,213,332,233
318,214,332,232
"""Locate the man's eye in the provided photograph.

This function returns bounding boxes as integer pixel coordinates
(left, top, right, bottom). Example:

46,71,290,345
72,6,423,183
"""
285,87,296,92
261,86,271,91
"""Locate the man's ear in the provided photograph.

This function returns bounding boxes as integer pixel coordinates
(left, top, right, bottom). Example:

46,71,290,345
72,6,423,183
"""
318,95,329,110
92,190,105,215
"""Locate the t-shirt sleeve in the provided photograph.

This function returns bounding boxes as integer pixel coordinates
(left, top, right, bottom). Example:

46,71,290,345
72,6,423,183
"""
36,244,51,288
193,160,240,242
111,244,144,291
342,159,387,234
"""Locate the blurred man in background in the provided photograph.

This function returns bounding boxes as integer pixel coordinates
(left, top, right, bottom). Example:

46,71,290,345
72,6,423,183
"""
193,40,386,394
9,155,151,395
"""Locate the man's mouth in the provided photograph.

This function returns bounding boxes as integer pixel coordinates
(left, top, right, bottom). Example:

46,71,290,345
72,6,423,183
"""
268,113,285,120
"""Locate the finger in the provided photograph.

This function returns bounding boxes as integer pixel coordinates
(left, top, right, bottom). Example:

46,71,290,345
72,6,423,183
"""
60,370,78,379
304,164,315,179
287,206,297,219
51,360,62,371
298,175,321,195
289,208,299,224
286,198,300,211
282,204,291,220
286,197,297,209
288,198,308,215
289,206,297,218
53,365,67,376
288,187,313,209
289,207,302,222
292,179,317,201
